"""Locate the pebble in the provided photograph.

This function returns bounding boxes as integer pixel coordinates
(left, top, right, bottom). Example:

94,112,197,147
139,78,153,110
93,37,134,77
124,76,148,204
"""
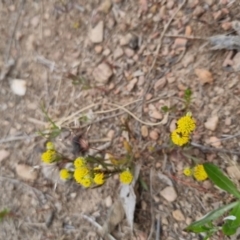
208,136,221,148
182,54,195,67
226,166,240,180
105,195,112,207
119,33,132,46
204,116,219,131
193,6,204,17
107,130,115,140
160,186,177,202
149,130,159,140
43,29,51,37
126,78,138,91
31,16,40,27
141,125,148,137
124,48,135,57
98,0,112,13
169,119,177,132
113,47,123,59
103,48,111,56
10,79,27,96
195,68,214,84
0,150,10,162
92,63,113,85
172,209,185,221
94,45,103,54
221,22,232,31
154,77,167,90
232,52,240,71
173,38,187,49
89,21,104,43
16,163,38,181
149,109,163,120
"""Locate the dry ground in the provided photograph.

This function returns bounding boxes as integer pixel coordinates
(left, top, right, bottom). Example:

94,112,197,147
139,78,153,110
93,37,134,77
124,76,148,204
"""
1,0,240,239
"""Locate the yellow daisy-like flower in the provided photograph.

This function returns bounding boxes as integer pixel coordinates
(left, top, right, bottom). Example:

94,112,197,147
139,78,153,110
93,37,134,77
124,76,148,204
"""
46,141,54,150
80,177,93,188
41,150,57,163
59,168,72,180
177,115,196,134
74,167,89,183
183,167,192,177
171,129,190,146
120,170,133,184
193,164,208,181
93,173,105,185
74,157,86,168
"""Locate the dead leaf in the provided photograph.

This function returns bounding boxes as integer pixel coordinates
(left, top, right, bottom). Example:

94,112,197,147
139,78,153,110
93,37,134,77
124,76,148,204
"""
195,68,214,84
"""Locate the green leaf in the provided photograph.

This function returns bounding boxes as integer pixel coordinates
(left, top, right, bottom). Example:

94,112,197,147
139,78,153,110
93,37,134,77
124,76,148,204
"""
0,209,10,222
185,201,239,232
161,106,169,113
138,177,149,191
203,163,240,199
222,202,240,235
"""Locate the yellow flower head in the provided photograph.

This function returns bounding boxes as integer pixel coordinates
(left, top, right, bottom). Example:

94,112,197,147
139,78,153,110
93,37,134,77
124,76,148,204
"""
74,167,89,183
79,177,93,188
171,129,190,146
74,157,86,168
120,170,133,184
183,167,192,177
177,115,196,134
46,142,54,150
193,164,208,181
41,150,57,163
59,168,72,180
94,172,105,185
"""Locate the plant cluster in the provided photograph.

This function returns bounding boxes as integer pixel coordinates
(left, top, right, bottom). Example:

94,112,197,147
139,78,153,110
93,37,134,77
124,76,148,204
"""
41,141,134,188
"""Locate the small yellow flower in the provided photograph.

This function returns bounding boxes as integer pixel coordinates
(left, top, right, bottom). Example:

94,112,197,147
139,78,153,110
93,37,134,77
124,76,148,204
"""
177,115,196,134
41,150,57,163
183,167,192,177
59,168,72,180
80,177,92,188
46,142,54,150
171,129,190,146
120,170,133,184
94,173,105,185
74,167,89,183
74,157,86,168
193,164,208,181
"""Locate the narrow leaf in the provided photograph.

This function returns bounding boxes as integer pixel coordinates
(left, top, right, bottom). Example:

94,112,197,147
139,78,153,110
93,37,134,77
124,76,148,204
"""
185,201,239,231
203,163,240,199
222,202,240,235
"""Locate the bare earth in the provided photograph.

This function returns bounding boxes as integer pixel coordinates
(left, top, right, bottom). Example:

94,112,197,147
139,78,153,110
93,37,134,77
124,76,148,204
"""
1,0,240,240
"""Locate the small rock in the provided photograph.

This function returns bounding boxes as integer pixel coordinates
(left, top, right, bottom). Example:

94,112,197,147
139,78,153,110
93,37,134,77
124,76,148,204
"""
10,79,27,96
226,166,240,180
185,26,192,36
204,116,219,131
141,125,148,137
208,136,221,148
70,192,77,199
221,22,232,31
126,78,138,91
113,47,123,59
89,21,104,43
166,0,174,9
92,63,113,85
103,48,111,56
0,150,10,162
169,119,177,132
31,16,40,27
145,93,152,100
94,45,103,54
149,130,159,140
43,29,51,37
205,0,214,6
232,52,240,71
202,180,212,189
195,68,214,84
193,6,204,17
8,4,16,11
119,33,132,46
172,210,185,221
16,164,38,181
182,54,195,67
124,48,134,57
173,38,187,49
149,110,163,120
98,0,112,13
160,186,177,202
107,130,115,140
105,195,112,207
154,77,167,90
